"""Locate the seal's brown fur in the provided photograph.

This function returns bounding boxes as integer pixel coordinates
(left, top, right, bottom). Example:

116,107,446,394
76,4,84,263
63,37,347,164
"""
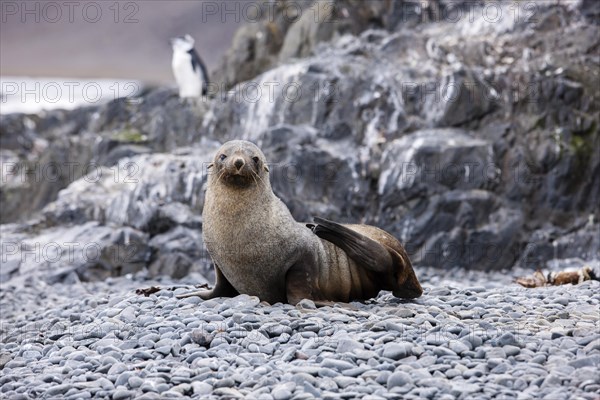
180,140,422,305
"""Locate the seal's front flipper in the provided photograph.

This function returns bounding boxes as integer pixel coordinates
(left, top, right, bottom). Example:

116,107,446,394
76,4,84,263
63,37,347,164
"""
176,265,239,299
285,248,322,306
313,217,393,273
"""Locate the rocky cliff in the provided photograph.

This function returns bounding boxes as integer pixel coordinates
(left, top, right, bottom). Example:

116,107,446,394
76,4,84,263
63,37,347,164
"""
1,0,598,286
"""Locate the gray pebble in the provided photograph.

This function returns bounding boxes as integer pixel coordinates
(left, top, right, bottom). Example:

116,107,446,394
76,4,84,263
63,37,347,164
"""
504,345,520,357
46,384,71,396
302,381,321,397
495,332,519,347
336,338,363,354
387,371,412,388
115,372,134,387
554,297,569,306
568,355,600,369
191,382,213,395
271,382,296,400
382,342,412,360
463,334,484,349
317,367,339,378
445,368,461,379
128,376,144,389
531,354,547,364
433,347,456,357
321,358,354,371
132,351,153,360
113,389,135,400
449,341,470,355
214,378,235,388
342,366,370,377
155,346,171,356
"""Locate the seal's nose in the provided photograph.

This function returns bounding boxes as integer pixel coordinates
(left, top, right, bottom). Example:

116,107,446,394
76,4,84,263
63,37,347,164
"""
234,158,244,170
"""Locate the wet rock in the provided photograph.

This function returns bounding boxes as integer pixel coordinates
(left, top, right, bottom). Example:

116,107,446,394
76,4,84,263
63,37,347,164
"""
1,221,149,283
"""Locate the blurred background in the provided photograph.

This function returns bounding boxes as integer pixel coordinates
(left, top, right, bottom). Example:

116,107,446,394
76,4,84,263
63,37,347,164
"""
1,0,243,113
1,0,599,282
1,0,241,83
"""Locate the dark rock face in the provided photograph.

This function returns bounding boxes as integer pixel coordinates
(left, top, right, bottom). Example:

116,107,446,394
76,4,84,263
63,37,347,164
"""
211,0,398,91
148,226,208,280
0,0,598,284
0,89,208,224
0,222,149,284
1,146,218,283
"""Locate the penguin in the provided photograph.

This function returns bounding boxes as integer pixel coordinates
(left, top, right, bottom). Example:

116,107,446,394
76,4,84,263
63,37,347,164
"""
170,34,209,98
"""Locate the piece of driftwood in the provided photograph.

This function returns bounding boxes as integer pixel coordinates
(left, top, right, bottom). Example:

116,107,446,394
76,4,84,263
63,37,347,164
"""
136,283,210,297
135,286,161,296
515,266,598,288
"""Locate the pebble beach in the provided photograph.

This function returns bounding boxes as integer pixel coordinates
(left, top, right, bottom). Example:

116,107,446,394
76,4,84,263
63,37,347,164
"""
1,267,598,399
1,1,599,399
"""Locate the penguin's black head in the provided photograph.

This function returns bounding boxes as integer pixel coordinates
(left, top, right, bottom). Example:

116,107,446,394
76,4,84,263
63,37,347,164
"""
170,34,195,52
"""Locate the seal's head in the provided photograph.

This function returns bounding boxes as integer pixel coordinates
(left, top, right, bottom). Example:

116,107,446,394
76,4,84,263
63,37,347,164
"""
210,140,269,188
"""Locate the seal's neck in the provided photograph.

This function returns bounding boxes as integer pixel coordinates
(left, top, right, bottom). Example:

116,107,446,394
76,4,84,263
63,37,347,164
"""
210,179,273,211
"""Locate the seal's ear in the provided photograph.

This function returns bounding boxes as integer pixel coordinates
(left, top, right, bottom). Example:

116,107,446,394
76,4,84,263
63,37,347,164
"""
207,162,214,169
264,164,269,172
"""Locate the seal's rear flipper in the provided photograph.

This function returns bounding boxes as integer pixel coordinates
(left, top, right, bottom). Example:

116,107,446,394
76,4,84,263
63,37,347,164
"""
313,217,392,273
313,217,423,299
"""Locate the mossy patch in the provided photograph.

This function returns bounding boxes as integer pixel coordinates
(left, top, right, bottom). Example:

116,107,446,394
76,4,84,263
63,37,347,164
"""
570,120,598,172
112,129,147,143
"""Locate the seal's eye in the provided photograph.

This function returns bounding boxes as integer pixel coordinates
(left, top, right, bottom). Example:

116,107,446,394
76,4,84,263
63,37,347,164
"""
252,156,260,164
219,154,227,161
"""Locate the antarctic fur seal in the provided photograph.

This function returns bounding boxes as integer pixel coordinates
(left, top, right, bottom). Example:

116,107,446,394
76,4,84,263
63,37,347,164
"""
180,140,422,305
